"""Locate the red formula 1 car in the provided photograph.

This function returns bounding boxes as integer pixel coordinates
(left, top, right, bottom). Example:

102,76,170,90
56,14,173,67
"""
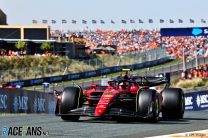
54,70,185,122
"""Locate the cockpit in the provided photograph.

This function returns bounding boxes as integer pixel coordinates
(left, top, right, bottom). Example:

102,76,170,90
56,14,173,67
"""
108,79,139,91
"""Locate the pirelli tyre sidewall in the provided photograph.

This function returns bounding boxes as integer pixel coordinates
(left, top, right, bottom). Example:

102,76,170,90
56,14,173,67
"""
162,88,185,119
61,86,82,121
138,89,160,123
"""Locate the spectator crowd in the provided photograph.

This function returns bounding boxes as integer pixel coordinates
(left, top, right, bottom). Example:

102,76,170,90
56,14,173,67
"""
162,36,208,59
181,64,208,80
51,29,161,55
51,29,208,58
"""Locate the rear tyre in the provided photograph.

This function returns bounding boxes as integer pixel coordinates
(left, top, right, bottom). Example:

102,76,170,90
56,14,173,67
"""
137,89,160,123
60,87,82,121
162,88,185,119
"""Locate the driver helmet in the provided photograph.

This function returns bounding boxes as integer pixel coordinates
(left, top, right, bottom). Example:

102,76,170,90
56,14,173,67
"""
119,82,127,89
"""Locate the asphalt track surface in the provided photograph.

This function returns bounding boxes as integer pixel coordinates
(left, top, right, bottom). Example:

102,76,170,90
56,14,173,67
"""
0,110,208,138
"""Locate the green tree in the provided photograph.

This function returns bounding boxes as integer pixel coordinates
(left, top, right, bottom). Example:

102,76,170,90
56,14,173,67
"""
15,41,27,55
40,42,53,51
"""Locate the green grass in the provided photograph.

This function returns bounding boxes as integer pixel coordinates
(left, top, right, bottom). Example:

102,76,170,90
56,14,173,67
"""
0,55,139,83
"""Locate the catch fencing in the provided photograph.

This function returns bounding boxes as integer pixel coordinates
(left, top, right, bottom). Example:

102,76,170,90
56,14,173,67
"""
0,47,166,83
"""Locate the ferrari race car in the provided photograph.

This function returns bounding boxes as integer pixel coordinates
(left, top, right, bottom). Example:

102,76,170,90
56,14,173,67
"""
54,69,185,122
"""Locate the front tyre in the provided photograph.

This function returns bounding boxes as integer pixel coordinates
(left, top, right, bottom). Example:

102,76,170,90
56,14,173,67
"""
137,89,160,123
60,87,83,121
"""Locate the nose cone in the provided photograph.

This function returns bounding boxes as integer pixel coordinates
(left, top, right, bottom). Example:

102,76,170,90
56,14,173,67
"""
95,105,107,116
95,91,116,116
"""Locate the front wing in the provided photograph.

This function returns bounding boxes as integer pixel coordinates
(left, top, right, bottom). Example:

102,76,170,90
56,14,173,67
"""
55,107,155,119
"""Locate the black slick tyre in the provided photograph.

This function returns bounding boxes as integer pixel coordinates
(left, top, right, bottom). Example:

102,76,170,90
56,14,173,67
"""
162,88,185,119
137,89,160,123
60,87,82,121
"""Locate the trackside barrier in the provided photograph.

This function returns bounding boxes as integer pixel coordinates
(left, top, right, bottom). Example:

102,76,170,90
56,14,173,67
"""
0,88,56,114
7,57,170,87
185,90,208,111
0,88,207,114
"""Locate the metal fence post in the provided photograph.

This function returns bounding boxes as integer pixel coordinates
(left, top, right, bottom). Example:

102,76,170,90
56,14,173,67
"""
96,58,98,70
82,80,84,88
88,59,91,67
62,82,65,88
16,69,18,81
162,66,164,74
52,84,55,92
102,57,104,69
204,57,205,64
41,66,44,78
59,64,61,75
24,68,27,80
177,63,180,76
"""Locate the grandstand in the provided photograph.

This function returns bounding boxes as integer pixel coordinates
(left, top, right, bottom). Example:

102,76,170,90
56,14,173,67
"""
50,29,208,58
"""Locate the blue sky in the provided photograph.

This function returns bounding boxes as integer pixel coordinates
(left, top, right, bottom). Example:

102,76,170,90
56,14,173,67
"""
2,0,208,31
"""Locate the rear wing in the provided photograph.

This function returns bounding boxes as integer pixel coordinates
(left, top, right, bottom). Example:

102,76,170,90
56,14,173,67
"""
133,73,170,87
